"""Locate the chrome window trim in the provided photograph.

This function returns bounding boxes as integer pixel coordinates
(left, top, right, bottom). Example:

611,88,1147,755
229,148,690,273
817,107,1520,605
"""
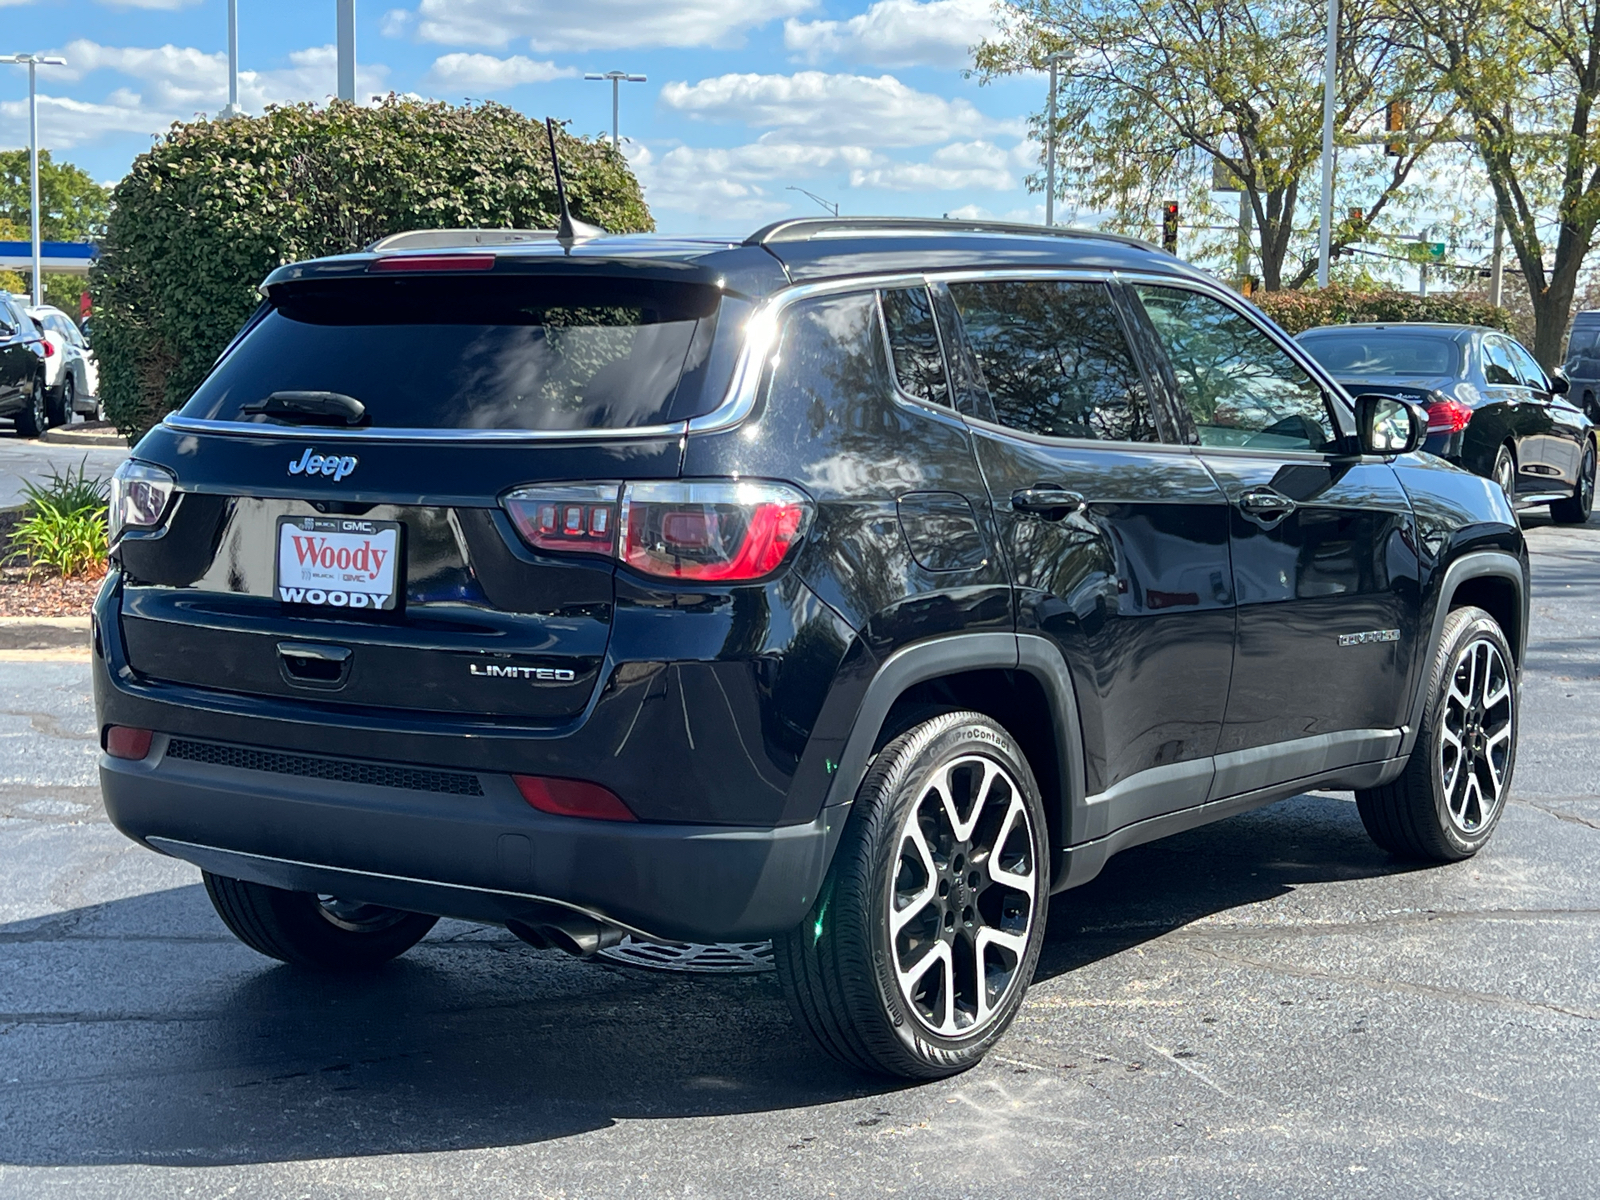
162,265,1237,444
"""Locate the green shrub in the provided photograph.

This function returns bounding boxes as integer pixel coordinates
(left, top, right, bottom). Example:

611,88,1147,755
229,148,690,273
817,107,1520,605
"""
5,459,109,578
1255,283,1513,336
91,99,654,441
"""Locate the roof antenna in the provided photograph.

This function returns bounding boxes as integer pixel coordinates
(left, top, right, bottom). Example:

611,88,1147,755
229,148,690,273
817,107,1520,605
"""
545,117,605,247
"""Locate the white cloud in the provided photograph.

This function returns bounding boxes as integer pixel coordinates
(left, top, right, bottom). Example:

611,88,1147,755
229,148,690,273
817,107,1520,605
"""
423,53,575,92
0,41,391,151
660,71,1018,148
629,138,880,220
784,0,1000,68
849,140,1016,191
389,0,814,51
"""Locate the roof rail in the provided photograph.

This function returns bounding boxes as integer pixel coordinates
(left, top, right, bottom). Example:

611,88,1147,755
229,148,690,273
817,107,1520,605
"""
365,229,558,252
744,216,1152,250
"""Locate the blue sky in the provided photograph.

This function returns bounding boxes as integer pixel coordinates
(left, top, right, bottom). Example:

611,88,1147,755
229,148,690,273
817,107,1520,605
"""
0,0,1049,234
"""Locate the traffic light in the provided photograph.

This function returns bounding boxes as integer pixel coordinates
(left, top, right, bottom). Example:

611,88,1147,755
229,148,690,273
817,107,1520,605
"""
1161,201,1179,254
1385,100,1408,156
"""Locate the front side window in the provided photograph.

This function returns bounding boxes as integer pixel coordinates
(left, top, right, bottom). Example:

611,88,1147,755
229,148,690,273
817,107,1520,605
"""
1134,284,1334,452
880,286,950,407
1504,339,1548,391
948,279,1158,442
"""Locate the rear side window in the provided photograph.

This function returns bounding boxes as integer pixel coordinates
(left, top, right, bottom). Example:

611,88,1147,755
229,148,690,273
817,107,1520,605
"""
1134,284,1334,452
880,286,950,407
1504,339,1548,390
1483,337,1520,386
948,279,1158,442
183,275,722,431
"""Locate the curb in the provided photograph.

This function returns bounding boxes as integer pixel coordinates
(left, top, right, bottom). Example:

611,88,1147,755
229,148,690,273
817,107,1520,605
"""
0,616,91,651
40,428,127,448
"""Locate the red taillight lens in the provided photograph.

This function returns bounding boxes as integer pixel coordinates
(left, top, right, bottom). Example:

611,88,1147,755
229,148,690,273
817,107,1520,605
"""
1427,398,1473,434
501,480,812,583
502,484,620,556
369,254,495,273
514,775,636,821
39,339,53,357
105,726,153,760
619,481,811,581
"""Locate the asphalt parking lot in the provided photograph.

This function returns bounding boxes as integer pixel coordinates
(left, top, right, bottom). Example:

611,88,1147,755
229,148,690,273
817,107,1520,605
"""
1,514,1598,1199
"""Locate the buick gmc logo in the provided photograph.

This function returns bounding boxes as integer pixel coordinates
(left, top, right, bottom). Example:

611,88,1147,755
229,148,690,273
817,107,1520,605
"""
288,447,359,482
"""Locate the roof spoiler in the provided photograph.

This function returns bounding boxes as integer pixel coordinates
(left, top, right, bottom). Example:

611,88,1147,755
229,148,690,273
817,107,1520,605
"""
366,229,557,252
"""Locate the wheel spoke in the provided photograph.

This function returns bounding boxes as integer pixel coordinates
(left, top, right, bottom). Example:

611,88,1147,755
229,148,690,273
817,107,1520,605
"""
987,795,1035,895
890,820,939,936
973,926,1029,1025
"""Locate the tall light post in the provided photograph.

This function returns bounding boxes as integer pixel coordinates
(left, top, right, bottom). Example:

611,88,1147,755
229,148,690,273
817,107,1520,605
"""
1316,0,1339,287
222,0,242,117
1044,51,1068,227
0,54,67,307
583,71,647,149
336,0,355,102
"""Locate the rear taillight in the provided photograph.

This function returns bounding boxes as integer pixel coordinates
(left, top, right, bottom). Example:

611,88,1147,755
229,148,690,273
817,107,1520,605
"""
39,339,53,357
1427,398,1473,434
513,775,636,821
109,459,177,540
105,726,153,760
502,479,812,583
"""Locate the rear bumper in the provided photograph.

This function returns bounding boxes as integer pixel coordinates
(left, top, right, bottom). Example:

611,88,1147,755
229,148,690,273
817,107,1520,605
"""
101,736,838,942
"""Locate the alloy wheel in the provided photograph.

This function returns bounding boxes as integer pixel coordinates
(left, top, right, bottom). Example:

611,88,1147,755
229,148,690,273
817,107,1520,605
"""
1493,448,1515,498
1438,637,1515,835
29,379,45,435
1581,444,1595,513
890,754,1037,1038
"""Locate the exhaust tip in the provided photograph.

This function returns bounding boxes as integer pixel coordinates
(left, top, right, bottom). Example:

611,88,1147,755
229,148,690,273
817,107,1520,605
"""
506,913,623,958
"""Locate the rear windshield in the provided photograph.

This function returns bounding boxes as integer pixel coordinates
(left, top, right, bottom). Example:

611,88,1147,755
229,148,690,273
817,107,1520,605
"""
182,275,723,431
1296,330,1462,377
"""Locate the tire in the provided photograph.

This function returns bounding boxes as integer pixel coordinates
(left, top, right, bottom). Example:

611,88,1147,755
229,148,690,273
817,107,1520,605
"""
51,373,73,428
202,871,438,969
1491,443,1516,500
14,374,45,438
1356,606,1517,861
775,711,1050,1079
1550,438,1595,524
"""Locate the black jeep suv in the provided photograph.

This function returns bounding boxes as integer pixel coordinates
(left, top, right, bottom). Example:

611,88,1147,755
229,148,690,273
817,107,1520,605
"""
96,219,1527,1079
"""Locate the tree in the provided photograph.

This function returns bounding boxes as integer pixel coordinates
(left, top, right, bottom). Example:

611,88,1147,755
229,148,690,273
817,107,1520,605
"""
0,150,108,242
91,98,653,438
974,0,1451,291
1387,0,1600,367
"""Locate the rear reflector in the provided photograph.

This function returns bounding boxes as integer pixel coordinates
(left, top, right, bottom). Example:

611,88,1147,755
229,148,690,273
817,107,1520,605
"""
369,254,495,273
1427,398,1473,434
105,726,154,760
514,775,636,822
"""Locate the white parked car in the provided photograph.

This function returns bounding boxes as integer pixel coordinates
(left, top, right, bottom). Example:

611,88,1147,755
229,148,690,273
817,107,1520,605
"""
24,303,99,424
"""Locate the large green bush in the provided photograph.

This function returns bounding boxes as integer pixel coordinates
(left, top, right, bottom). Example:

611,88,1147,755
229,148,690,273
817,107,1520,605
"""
92,99,653,440
1255,283,1513,336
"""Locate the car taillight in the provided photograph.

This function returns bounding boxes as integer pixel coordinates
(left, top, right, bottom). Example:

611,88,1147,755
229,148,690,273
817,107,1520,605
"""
513,775,636,821
39,339,53,357
501,479,812,582
1427,398,1473,434
109,458,177,540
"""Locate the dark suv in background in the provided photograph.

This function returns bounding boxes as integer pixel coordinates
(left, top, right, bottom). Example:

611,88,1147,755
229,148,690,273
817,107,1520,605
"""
97,219,1527,1079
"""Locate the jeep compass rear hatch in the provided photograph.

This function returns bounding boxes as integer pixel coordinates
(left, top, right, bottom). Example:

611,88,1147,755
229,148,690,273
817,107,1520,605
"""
115,269,732,720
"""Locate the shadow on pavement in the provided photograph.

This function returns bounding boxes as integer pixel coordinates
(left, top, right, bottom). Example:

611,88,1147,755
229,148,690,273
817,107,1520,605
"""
0,792,1413,1168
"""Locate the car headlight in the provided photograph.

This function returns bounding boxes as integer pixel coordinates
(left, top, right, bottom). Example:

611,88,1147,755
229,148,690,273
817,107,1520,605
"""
109,459,177,541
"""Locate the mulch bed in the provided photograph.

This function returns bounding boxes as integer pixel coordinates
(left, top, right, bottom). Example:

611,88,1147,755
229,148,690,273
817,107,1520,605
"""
0,508,105,617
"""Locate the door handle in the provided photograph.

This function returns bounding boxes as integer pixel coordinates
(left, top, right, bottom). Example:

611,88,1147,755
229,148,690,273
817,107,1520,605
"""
1237,488,1296,517
1011,486,1087,519
278,641,352,689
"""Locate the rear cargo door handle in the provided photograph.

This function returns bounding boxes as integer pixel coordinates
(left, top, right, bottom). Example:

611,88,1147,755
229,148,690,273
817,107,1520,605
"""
1011,487,1087,520
1237,488,1296,518
278,642,351,689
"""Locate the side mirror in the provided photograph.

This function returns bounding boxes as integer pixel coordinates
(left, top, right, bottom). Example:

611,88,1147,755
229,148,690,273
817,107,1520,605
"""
1549,365,1572,395
1354,393,1428,456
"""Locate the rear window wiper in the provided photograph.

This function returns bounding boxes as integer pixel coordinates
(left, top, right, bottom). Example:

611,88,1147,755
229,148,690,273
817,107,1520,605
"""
240,391,367,426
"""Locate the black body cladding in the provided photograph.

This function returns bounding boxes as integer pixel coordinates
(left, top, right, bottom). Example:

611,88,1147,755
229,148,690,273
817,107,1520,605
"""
96,220,1528,943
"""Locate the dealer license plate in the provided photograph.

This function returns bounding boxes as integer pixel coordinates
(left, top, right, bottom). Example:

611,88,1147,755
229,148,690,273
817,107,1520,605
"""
275,516,401,611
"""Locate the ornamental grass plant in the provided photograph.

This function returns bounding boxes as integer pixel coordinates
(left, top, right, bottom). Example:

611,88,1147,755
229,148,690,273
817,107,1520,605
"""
5,459,109,579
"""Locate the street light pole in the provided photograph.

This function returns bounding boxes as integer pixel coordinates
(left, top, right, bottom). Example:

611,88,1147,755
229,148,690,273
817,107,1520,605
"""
1316,0,1338,287
786,186,839,217
583,71,647,149
1044,51,1067,227
1489,210,1505,308
336,0,355,102
223,0,242,117
0,54,67,307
